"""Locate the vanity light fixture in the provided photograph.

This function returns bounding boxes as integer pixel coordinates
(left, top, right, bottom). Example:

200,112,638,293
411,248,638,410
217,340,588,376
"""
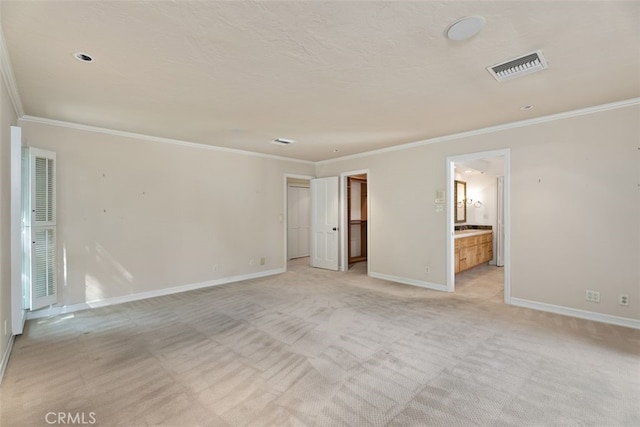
464,198,483,208
445,16,486,41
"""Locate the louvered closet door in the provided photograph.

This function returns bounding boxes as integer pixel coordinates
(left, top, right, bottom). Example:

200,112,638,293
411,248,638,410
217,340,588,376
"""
26,148,57,310
32,155,55,225
31,227,57,308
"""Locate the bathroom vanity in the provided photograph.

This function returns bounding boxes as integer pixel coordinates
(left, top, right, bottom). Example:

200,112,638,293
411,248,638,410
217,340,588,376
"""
454,229,493,273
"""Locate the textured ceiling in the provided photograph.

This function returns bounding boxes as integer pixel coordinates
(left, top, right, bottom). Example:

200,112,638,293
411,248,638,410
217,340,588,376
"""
1,1,639,162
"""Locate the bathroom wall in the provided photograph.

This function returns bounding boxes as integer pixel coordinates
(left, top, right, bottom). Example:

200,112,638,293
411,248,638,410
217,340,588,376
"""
456,171,498,228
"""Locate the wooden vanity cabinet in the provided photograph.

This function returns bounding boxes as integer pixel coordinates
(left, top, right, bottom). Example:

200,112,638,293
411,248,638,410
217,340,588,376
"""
454,232,493,273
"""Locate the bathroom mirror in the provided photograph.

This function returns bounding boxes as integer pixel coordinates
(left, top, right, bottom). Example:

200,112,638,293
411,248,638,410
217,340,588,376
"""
454,180,466,223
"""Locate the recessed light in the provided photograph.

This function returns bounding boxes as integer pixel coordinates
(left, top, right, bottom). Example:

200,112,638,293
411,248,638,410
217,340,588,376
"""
520,105,534,111
272,138,295,146
445,16,486,41
73,52,94,63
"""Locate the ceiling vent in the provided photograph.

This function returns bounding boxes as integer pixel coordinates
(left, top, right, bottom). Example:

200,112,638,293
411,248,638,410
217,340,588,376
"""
271,138,295,146
487,50,547,82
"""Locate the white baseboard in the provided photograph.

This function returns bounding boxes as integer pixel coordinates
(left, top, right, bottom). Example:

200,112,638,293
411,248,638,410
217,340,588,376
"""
26,268,285,320
369,272,448,292
510,298,640,330
0,334,16,385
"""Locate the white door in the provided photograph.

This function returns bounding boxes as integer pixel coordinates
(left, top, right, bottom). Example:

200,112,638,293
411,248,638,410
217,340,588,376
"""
287,185,310,259
24,148,58,310
310,176,339,270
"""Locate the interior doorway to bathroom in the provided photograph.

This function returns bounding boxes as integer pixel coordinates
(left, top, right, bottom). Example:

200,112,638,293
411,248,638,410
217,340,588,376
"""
446,149,510,303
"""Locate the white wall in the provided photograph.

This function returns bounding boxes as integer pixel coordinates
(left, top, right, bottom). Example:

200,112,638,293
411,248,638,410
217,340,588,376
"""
317,104,640,321
0,67,18,366
19,120,314,309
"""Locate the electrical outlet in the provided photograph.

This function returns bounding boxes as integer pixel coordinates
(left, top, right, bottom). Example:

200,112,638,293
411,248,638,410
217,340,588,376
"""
585,290,601,303
260,257,266,266
212,264,218,272
619,294,629,306
425,265,430,273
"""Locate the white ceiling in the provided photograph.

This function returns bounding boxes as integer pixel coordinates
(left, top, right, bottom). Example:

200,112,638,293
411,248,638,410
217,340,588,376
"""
1,1,639,162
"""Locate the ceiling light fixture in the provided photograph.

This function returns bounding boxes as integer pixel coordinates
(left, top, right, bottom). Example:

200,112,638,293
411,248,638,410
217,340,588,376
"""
73,52,94,63
445,16,486,41
271,138,295,146
487,50,547,82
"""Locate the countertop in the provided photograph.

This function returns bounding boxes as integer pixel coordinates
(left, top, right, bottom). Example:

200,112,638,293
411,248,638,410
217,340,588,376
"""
454,229,492,239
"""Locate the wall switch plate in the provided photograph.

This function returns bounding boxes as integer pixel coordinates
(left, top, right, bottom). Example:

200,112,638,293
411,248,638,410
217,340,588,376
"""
585,290,601,303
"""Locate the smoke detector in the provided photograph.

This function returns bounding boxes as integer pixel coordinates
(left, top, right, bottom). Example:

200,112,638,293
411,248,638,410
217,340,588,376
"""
487,50,547,82
446,16,486,41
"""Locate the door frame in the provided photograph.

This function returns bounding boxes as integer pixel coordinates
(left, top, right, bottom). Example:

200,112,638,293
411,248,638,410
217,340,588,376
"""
446,149,511,303
340,169,370,273
10,126,25,334
283,173,314,271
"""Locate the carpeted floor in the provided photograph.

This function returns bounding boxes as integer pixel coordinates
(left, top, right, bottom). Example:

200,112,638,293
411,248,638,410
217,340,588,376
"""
1,259,639,426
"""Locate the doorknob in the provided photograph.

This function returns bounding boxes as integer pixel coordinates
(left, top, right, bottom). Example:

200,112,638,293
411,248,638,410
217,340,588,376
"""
332,227,338,231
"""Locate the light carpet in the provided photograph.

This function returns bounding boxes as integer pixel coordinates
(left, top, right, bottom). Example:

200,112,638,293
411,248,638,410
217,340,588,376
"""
1,259,638,426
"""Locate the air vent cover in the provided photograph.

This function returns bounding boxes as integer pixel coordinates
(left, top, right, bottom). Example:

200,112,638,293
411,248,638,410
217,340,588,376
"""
487,50,547,82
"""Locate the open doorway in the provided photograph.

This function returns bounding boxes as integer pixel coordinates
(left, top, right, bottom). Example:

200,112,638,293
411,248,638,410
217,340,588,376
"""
340,170,369,273
347,174,367,268
446,150,510,303
284,174,313,270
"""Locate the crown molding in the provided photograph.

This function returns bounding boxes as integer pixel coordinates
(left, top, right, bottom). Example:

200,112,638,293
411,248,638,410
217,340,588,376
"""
24,96,639,167
317,97,640,165
0,22,24,117
19,115,315,165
